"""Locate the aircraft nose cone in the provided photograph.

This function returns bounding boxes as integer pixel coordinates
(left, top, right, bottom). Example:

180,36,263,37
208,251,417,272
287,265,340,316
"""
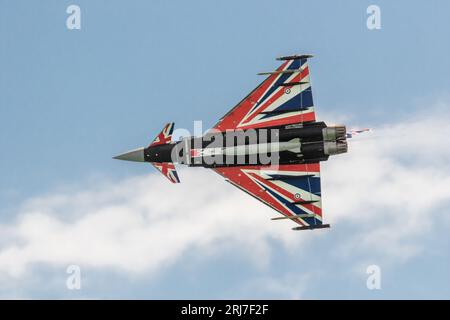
113,147,145,162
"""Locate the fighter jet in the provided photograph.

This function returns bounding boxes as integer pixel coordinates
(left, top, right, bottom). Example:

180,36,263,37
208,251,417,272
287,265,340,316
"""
114,55,348,231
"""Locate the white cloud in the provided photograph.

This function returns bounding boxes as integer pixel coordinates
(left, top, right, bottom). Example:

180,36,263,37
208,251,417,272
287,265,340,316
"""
0,169,308,280
323,107,450,263
1,106,450,294
231,273,313,299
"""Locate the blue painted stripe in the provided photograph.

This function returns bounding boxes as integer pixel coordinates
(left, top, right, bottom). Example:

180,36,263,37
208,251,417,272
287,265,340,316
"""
262,182,322,226
266,175,321,196
251,60,307,114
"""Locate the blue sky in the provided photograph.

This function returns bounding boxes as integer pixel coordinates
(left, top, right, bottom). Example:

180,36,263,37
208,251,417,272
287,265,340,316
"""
1,0,450,299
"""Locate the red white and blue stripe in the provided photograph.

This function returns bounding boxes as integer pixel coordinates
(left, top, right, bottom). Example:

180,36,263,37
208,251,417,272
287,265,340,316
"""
213,58,315,131
214,163,322,227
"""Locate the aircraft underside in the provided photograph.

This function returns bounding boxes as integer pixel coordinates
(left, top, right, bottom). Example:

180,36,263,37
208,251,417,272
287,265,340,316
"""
168,121,347,168
114,54,351,231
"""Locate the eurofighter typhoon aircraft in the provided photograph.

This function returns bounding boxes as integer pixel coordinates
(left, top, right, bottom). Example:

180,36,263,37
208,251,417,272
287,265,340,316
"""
114,55,351,231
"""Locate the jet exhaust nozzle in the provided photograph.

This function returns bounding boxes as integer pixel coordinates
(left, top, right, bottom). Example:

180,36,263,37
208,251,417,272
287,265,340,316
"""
323,140,348,156
322,125,347,141
113,147,145,162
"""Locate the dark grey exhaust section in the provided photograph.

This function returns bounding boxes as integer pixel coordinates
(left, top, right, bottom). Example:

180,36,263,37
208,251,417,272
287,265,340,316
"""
323,140,348,156
322,125,346,141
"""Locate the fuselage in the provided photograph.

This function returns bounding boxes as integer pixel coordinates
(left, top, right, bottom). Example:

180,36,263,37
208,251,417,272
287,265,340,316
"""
144,121,347,168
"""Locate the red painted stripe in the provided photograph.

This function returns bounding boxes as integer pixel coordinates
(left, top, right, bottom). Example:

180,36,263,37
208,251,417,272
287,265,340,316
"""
214,61,290,132
213,167,305,226
238,111,316,130
242,68,309,125
216,163,319,173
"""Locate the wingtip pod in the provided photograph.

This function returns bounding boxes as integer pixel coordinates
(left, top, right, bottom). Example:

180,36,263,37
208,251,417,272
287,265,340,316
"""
257,54,312,75
276,54,314,61
292,224,330,231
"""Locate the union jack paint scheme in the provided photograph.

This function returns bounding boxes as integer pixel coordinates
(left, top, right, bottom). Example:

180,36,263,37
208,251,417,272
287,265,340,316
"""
151,162,180,183
214,163,322,227
149,122,174,147
213,55,315,131
114,54,351,231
